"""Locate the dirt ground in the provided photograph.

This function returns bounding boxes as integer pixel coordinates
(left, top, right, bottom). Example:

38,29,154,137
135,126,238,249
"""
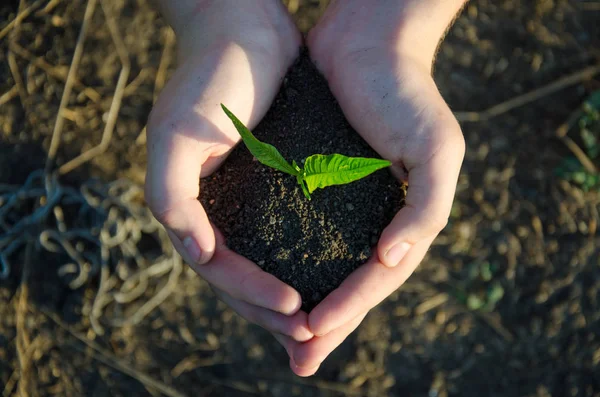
1,0,599,396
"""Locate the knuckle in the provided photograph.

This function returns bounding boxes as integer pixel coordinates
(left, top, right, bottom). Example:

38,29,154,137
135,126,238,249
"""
149,204,176,227
146,110,166,142
440,116,466,156
426,213,449,235
242,307,259,326
449,124,466,158
143,183,161,218
237,268,262,297
409,202,449,236
143,181,155,208
142,170,169,220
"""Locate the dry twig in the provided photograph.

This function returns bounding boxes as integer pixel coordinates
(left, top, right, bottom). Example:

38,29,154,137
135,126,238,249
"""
0,86,18,106
555,95,599,174
415,293,449,316
455,63,600,122
2,335,47,397
7,50,27,108
41,309,187,397
14,243,34,397
10,42,101,103
58,0,131,175
36,0,63,15
123,68,151,96
45,0,98,172
0,0,45,41
557,135,598,174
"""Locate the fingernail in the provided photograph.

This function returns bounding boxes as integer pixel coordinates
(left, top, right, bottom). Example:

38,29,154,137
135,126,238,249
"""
183,236,202,263
384,242,411,267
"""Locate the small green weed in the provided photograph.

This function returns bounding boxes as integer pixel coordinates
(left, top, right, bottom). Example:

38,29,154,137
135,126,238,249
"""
555,91,600,191
454,261,505,312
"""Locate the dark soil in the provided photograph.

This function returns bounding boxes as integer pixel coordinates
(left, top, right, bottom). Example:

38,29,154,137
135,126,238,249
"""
200,51,404,311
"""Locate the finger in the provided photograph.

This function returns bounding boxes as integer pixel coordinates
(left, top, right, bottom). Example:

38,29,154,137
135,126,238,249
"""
213,287,313,342
271,334,321,376
191,228,302,315
272,333,297,357
309,236,434,337
290,358,320,377
293,313,367,370
145,120,217,265
379,122,464,267
144,50,259,266
273,332,321,377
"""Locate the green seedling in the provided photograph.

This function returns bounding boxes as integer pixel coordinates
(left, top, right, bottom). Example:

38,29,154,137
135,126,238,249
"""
221,104,391,200
466,282,504,312
555,90,600,191
453,261,504,312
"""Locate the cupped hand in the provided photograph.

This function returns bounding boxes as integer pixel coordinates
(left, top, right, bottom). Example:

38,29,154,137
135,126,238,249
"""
285,1,466,375
145,0,312,345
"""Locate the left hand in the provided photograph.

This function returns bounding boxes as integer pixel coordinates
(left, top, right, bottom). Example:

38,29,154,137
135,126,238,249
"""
281,0,466,376
146,0,312,353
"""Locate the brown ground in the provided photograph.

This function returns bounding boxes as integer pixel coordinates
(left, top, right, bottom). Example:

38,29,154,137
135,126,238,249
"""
1,1,599,396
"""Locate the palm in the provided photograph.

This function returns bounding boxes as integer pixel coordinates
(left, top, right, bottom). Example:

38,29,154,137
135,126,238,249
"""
148,44,278,181
317,49,452,171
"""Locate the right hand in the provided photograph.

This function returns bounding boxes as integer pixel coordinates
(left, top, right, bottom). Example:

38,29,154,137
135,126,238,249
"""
145,0,312,343
277,0,466,376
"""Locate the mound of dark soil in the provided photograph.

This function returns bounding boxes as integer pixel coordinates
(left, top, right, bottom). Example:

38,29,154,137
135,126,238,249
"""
200,50,404,311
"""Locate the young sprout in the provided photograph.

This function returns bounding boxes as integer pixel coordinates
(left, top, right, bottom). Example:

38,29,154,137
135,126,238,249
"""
221,104,391,200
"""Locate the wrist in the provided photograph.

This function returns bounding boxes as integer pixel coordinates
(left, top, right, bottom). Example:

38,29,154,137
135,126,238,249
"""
392,0,467,65
156,0,298,61
310,0,467,72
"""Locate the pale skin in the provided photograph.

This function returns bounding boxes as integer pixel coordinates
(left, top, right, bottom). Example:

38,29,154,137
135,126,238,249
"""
147,0,467,377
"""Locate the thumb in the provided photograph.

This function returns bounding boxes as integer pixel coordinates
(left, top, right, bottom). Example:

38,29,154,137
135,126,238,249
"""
378,124,464,267
158,199,215,266
145,125,216,265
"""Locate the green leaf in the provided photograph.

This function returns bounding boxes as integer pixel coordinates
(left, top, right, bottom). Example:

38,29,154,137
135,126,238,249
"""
221,104,299,176
585,90,600,110
467,294,485,311
303,154,391,193
480,262,493,282
487,283,504,305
